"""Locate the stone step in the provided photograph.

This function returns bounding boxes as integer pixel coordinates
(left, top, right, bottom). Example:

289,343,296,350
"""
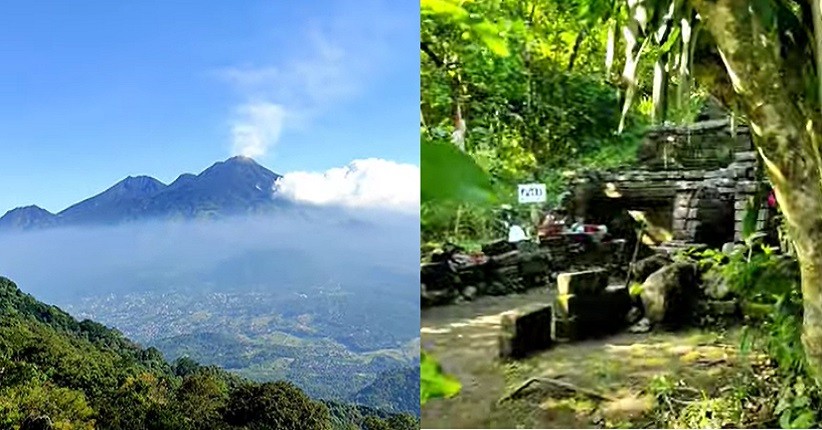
650,242,707,256
734,151,757,162
499,303,553,359
556,269,608,296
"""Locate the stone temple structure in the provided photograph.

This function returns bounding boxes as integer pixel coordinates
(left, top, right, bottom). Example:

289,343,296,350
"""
421,113,780,309
566,117,775,254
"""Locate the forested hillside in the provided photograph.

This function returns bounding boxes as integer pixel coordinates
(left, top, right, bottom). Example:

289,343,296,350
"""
0,277,416,430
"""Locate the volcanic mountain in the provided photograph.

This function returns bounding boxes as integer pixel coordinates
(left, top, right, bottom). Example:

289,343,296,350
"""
0,156,286,230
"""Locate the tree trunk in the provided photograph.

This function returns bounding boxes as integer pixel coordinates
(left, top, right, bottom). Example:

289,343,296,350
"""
692,0,822,380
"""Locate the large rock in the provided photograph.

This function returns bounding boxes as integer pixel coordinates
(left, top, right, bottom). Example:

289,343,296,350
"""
499,303,553,359
421,261,458,291
420,261,460,307
631,254,672,284
640,262,699,327
556,269,608,296
519,252,549,278
702,269,732,300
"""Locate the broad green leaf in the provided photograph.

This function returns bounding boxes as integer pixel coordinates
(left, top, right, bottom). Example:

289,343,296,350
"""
421,0,469,20
789,411,815,429
422,140,496,204
473,20,510,57
421,350,461,405
779,411,793,429
659,26,680,54
479,34,510,57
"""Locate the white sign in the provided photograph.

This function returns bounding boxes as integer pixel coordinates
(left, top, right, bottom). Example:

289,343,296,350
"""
518,183,547,204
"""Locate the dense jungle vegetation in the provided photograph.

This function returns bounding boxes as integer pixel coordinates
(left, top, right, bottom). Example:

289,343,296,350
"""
420,0,822,427
421,0,708,249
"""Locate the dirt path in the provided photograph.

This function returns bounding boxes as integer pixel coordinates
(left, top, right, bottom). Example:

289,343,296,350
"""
421,289,742,429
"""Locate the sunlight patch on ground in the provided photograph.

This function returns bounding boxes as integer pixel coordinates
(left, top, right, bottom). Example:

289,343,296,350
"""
422,312,504,335
602,393,655,422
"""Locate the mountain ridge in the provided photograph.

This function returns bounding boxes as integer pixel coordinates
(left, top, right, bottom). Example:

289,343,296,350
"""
0,156,285,230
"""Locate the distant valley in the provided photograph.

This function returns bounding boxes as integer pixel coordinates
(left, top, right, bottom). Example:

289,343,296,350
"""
0,156,420,414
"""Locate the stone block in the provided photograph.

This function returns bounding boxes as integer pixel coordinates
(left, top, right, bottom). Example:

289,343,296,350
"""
705,300,739,317
482,240,514,256
491,250,520,267
499,303,553,359
554,285,631,323
704,170,722,179
519,255,549,277
493,266,520,279
736,181,758,193
683,170,706,179
553,316,578,342
734,151,756,162
673,207,689,219
556,269,608,296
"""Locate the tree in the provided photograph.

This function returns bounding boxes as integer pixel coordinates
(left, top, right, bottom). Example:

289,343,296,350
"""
175,371,229,430
385,414,419,430
361,416,390,430
576,0,822,380
224,381,331,430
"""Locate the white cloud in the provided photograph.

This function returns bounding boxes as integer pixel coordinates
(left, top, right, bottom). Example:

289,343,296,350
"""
230,102,286,158
275,159,420,213
220,1,408,158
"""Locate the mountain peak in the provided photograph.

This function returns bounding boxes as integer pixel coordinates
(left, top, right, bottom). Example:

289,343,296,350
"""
3,205,53,217
0,205,56,230
226,155,257,164
84,175,166,201
200,156,279,180
115,175,166,190
208,156,265,172
56,175,167,222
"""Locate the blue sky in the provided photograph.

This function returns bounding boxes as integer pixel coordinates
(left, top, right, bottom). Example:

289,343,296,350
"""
0,1,420,214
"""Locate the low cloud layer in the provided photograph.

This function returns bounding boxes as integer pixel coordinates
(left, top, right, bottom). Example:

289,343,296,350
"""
275,159,420,213
0,208,419,305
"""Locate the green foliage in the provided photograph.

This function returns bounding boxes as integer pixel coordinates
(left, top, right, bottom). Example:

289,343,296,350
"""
420,0,658,246
420,350,461,405
421,0,511,57
686,245,818,428
223,381,332,430
628,282,643,297
421,138,496,205
774,377,817,429
350,367,420,416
